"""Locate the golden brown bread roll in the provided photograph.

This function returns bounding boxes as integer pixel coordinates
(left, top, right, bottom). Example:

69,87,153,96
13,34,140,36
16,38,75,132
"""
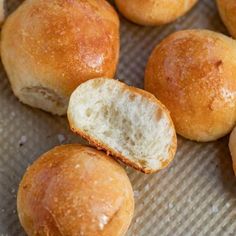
1,0,119,115
114,0,198,26
229,126,236,175
145,30,236,142
17,144,134,236
68,78,177,174
217,0,236,38
0,0,5,25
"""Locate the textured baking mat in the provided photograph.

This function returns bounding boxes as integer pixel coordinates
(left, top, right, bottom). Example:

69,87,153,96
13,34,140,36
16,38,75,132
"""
1,0,236,235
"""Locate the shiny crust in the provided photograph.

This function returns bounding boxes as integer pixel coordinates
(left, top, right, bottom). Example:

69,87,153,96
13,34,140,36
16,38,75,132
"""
145,30,236,142
1,0,119,114
217,0,236,38
115,0,198,26
68,79,177,174
17,144,134,236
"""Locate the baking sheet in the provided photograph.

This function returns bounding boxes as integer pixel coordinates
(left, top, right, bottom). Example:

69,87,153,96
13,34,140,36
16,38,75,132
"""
1,0,236,235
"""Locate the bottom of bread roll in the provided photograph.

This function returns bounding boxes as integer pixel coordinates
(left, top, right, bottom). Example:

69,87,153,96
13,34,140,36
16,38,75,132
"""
18,86,67,115
17,144,134,236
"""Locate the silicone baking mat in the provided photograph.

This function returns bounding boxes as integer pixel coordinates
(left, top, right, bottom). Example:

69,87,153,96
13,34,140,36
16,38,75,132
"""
1,0,236,235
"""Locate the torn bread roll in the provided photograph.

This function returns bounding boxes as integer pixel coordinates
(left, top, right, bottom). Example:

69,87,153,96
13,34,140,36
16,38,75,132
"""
17,144,134,236
1,0,119,115
68,78,177,174
114,0,198,26
229,127,236,175
217,0,236,38
145,30,236,142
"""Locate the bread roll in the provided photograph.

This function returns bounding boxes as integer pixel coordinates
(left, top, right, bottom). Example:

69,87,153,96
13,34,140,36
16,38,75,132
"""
1,0,119,115
229,127,236,175
17,144,134,236
115,0,198,26
0,0,5,25
145,30,236,142
217,0,236,38
68,78,177,174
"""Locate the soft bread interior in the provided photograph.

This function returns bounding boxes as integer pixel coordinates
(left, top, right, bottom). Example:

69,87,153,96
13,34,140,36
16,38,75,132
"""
68,78,176,172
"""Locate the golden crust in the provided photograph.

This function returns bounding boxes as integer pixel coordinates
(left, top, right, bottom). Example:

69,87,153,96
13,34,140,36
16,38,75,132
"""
17,144,134,236
229,127,236,175
115,0,198,26
1,0,119,114
217,0,236,38
68,78,177,174
145,30,236,142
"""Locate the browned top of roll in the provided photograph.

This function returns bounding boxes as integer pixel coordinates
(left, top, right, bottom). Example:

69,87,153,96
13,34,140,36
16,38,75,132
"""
1,0,119,97
115,0,198,25
145,30,236,142
17,144,134,236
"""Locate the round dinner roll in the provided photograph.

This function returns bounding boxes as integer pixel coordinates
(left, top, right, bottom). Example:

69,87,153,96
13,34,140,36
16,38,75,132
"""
17,144,134,236
0,0,5,25
145,30,236,142
217,0,236,38
114,0,198,26
229,126,236,175
1,0,119,115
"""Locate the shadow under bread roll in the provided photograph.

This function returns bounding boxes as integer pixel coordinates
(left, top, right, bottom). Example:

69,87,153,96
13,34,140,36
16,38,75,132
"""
145,29,236,142
1,0,120,115
114,0,198,26
17,144,134,236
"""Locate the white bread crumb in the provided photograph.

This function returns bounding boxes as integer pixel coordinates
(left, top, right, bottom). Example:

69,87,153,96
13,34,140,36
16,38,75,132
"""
68,78,176,173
